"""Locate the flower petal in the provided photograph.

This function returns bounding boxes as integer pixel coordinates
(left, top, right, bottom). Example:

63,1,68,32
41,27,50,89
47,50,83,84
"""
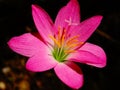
55,0,80,29
32,4,54,42
26,51,58,72
70,15,103,42
68,42,106,68
54,61,83,89
8,33,48,57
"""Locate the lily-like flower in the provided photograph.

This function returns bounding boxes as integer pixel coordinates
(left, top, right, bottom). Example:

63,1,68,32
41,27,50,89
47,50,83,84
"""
8,0,106,89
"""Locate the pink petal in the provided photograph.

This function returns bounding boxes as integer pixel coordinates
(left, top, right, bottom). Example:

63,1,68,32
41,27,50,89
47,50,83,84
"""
54,61,83,89
70,15,103,42
68,42,106,68
32,4,54,42
55,0,80,29
8,33,48,57
26,51,58,72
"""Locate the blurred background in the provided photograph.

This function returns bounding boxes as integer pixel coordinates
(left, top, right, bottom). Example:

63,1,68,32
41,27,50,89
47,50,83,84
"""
0,0,120,90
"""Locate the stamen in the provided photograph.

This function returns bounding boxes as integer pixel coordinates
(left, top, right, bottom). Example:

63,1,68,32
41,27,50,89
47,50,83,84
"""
61,29,66,46
49,25,84,62
67,42,84,49
67,39,78,45
66,35,80,46
49,35,60,47
65,49,76,54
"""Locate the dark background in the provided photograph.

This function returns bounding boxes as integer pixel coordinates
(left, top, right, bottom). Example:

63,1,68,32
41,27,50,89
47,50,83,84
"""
0,0,120,90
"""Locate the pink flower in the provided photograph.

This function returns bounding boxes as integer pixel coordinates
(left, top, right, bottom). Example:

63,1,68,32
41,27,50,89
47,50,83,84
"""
8,0,106,89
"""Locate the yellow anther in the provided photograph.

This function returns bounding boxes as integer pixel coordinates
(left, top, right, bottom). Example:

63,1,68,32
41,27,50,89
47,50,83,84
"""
66,39,78,46
67,42,84,49
66,35,80,46
49,25,84,55
61,34,65,46
65,49,75,54
49,35,61,48
60,29,66,45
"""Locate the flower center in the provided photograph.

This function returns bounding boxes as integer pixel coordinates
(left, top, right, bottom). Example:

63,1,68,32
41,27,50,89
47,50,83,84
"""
49,26,83,62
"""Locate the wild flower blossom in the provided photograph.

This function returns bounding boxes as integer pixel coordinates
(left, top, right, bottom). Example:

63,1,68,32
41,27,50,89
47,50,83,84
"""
8,0,106,89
